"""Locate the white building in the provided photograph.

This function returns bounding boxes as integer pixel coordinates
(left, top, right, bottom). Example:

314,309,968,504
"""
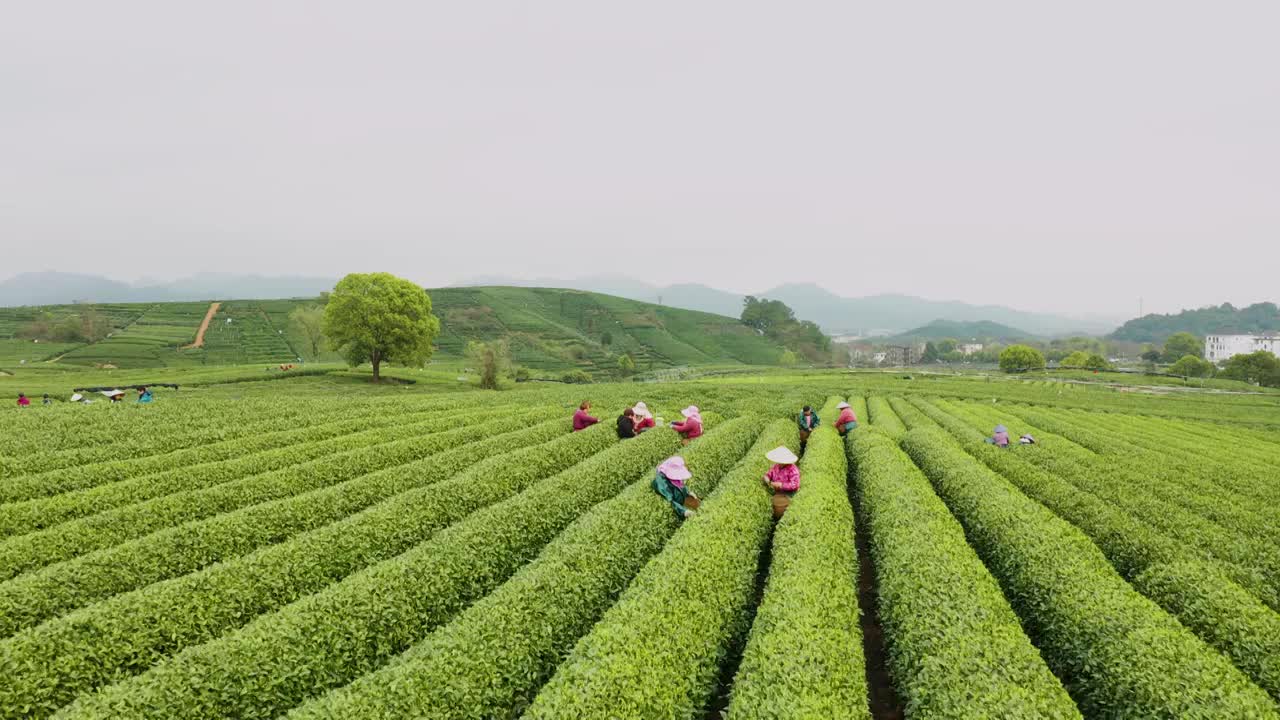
959,343,984,356
1204,334,1280,363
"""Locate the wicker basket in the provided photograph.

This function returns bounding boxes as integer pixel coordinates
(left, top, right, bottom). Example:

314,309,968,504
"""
683,495,701,512
771,493,791,519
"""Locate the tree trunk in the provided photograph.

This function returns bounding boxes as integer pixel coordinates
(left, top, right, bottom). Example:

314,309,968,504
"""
371,350,381,383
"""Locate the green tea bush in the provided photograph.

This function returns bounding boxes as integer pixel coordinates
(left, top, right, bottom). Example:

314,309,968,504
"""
289,417,764,720
0,401,495,535
0,405,538,582
519,419,795,719
901,427,1279,717
0,411,559,638
865,396,905,437
56,426,691,720
848,427,1079,718
728,399,870,720
0,424,619,719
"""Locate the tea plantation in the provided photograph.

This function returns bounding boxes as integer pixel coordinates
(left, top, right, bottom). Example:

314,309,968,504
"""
1,368,1279,718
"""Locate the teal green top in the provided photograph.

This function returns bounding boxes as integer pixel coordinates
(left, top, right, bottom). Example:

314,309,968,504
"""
652,471,690,517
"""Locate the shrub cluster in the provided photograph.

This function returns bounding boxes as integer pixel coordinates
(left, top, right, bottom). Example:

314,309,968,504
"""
901,426,1278,717
290,417,766,720
728,399,870,720
0,422,617,719
848,426,1079,717
56,426,691,720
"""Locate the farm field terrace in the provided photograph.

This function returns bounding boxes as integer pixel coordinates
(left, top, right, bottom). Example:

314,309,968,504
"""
0,370,1278,718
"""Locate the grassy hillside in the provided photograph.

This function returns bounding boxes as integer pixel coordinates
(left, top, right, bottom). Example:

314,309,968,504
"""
0,287,785,374
886,319,1037,342
429,286,784,372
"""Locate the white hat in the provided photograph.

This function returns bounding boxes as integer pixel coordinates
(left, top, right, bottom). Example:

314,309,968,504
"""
70,393,83,402
633,402,651,418
837,402,851,409
681,405,700,418
766,446,799,464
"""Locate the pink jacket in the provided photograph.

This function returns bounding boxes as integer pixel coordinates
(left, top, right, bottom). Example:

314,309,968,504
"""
572,409,599,432
765,463,800,492
672,416,703,439
836,407,857,426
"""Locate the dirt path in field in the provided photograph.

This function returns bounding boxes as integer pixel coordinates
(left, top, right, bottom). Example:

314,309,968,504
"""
850,476,903,720
182,302,221,350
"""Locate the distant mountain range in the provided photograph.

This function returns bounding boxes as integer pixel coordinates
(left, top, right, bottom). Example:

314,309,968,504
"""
452,275,1117,337
0,272,337,307
0,271,1119,337
886,319,1037,343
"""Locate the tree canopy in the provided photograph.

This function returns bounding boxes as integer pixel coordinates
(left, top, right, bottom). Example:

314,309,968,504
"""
1111,302,1280,343
999,344,1046,373
466,339,511,389
289,305,326,358
1218,350,1280,387
1168,354,1215,379
1060,350,1090,368
322,272,440,382
1162,332,1202,363
740,296,830,364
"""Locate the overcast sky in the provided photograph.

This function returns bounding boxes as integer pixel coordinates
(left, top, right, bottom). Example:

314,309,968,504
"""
2,1,1276,316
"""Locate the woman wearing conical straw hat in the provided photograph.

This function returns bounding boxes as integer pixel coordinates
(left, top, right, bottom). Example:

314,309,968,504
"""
763,446,801,494
834,402,858,436
632,401,655,433
670,405,703,445
652,456,698,519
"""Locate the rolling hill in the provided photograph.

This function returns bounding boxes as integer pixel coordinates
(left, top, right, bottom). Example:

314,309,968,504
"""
1110,302,1280,343
428,286,785,373
454,275,1117,336
0,287,787,374
885,319,1037,343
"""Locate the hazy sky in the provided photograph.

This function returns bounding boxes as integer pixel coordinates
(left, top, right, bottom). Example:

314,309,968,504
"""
3,1,1277,316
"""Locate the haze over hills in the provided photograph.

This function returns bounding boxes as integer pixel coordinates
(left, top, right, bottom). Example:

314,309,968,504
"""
3,271,1119,336
0,272,338,307
454,275,1117,336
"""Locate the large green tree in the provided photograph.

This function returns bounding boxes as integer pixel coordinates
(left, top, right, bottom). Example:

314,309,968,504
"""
1218,350,1280,387
1162,332,1202,363
1168,354,1214,378
322,272,440,382
1061,350,1090,368
741,296,831,363
999,344,1046,373
466,339,511,390
289,305,327,358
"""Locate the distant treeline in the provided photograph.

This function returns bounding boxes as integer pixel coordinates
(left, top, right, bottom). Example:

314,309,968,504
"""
1111,302,1280,343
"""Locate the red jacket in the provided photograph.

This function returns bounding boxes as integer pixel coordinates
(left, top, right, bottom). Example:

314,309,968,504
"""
572,409,599,432
634,416,655,432
672,416,703,439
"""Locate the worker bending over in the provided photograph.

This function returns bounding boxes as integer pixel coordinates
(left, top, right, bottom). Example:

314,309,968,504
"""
835,402,858,436
632,402,655,433
572,401,599,432
797,405,820,451
652,456,698,519
670,405,703,444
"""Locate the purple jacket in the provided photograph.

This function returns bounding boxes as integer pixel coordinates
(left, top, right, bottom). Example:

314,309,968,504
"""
572,409,599,432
